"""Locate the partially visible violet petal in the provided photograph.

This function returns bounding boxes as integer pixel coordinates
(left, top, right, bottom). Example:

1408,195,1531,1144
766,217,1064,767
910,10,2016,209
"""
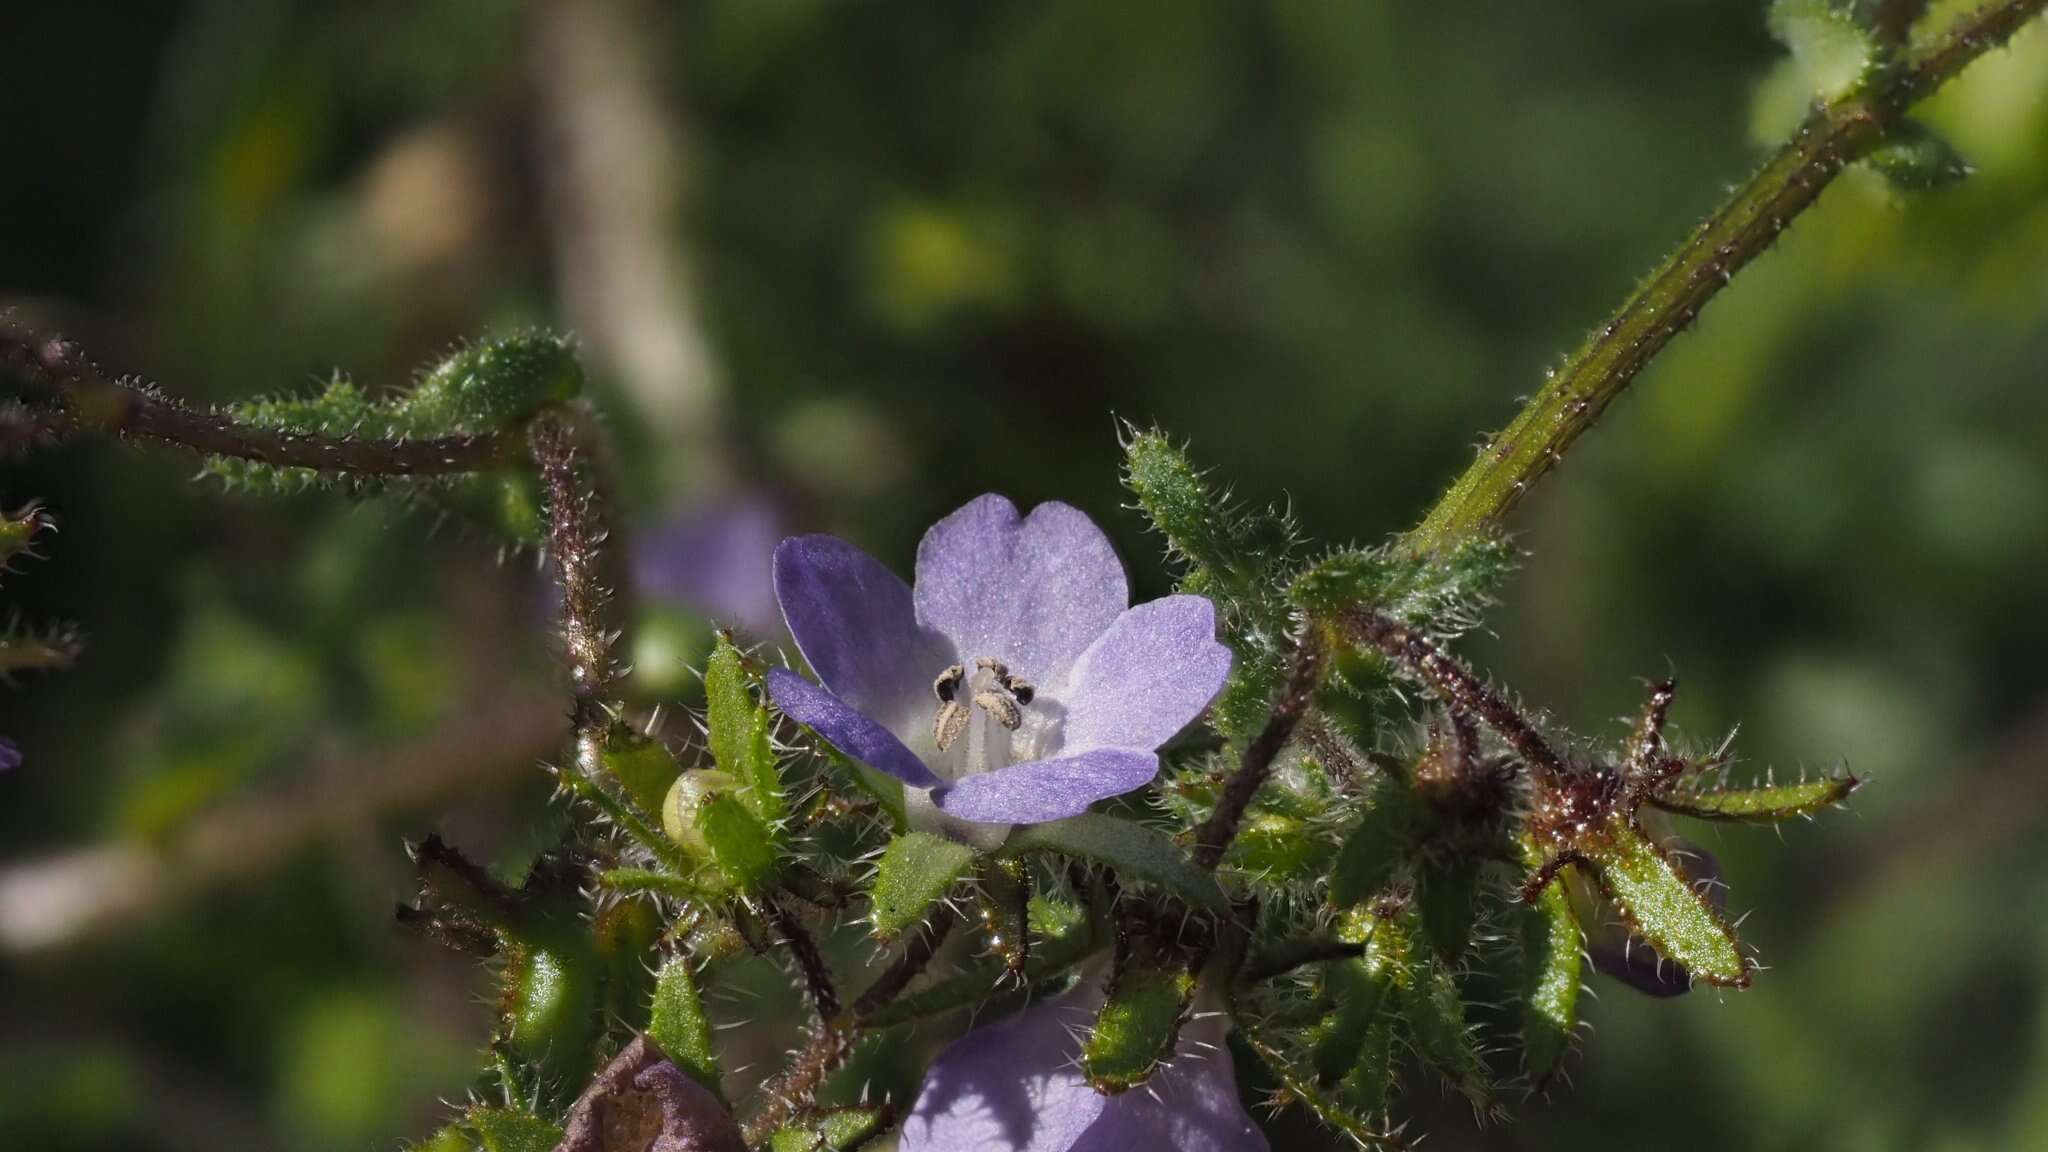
0,739,17,772
913,495,1127,685
767,668,942,789
1072,1012,1268,1152
635,497,784,636
1056,596,1231,755
775,534,945,718
902,977,1268,1152
933,748,1157,825
900,982,1111,1152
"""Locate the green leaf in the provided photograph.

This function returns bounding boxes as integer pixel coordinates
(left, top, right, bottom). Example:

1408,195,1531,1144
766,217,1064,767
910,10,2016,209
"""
397,332,582,436
1768,0,1877,97
1291,534,1516,638
1122,428,1242,578
1654,772,1859,823
1329,779,1419,907
769,1107,889,1152
1417,854,1482,963
1310,953,1393,1086
1579,815,1747,986
1002,812,1228,914
1866,119,1973,190
695,792,780,893
1405,951,1493,1111
706,635,785,826
650,954,722,1094
1082,962,1195,1093
868,832,979,937
1519,859,1582,1088
602,734,683,817
463,1106,561,1152
505,939,601,1103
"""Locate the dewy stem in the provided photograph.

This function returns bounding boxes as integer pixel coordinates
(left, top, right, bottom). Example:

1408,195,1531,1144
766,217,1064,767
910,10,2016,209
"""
1407,0,2048,551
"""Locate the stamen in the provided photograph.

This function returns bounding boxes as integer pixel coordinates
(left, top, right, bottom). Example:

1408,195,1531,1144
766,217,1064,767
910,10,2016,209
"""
973,688,1023,731
933,663,964,703
933,699,970,751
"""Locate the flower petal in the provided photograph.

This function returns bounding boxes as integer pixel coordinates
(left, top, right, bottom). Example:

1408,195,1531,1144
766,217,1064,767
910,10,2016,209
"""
933,748,1157,825
775,534,945,720
767,668,942,789
1073,1013,1269,1152
635,497,784,636
913,495,1127,685
900,983,1109,1152
1056,596,1231,754
903,978,1269,1152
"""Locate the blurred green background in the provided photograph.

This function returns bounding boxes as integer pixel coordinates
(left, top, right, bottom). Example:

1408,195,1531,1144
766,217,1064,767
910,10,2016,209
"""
4,2,2048,1149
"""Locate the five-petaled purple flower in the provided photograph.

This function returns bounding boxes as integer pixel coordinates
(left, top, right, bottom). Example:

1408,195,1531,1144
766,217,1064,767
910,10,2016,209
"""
900,972,1269,1152
766,494,1231,829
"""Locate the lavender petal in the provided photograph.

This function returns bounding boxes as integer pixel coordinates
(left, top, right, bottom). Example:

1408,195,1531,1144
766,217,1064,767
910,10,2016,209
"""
933,748,1158,825
913,495,1127,686
775,534,947,721
1056,596,1231,754
767,668,943,789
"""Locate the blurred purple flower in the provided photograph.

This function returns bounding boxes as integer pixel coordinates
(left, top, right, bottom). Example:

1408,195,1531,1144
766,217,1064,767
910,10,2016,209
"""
0,738,18,772
765,494,1231,827
1587,842,1725,997
900,974,1268,1152
634,496,785,637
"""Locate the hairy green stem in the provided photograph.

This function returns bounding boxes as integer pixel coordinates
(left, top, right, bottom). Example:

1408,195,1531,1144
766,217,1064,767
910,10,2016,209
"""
1409,0,2047,549
0,324,514,475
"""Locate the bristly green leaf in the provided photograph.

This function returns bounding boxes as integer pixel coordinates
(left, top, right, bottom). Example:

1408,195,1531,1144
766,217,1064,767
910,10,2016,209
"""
694,791,780,893
602,733,683,817
1416,854,1483,963
1002,812,1228,914
650,954,722,1095
1082,961,1195,1093
0,503,54,570
396,333,582,436
462,1106,562,1152
1652,771,1860,823
1519,849,1582,1089
1329,777,1421,908
1121,427,1298,741
868,832,979,938
505,939,602,1106
1291,533,1517,640
1577,815,1747,986
769,1107,890,1152
1310,941,1394,1089
1405,946,1494,1112
1865,119,1973,190
706,634,785,827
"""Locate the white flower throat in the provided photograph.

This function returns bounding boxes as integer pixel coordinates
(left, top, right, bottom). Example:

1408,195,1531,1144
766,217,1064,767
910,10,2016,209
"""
928,657,1053,781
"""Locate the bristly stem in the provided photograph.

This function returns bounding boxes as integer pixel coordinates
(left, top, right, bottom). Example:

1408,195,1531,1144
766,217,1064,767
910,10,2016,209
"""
1408,0,2047,550
1191,633,1326,871
531,412,618,776
742,908,959,1143
0,324,514,475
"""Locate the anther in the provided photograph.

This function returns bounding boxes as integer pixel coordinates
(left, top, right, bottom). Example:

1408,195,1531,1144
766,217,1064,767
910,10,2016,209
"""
934,699,970,751
973,689,1023,731
933,663,964,703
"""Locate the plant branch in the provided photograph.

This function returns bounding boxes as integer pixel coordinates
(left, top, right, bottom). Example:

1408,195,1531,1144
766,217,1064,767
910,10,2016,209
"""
1407,0,2048,550
531,412,618,774
742,907,960,1143
1191,634,1327,870
0,324,514,475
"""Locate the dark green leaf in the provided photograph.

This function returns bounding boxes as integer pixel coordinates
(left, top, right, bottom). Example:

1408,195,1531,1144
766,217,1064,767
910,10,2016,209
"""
1519,856,1582,1088
706,635,785,826
1082,962,1195,1093
650,954,722,1094
1652,771,1860,823
1002,812,1227,914
1580,816,1746,986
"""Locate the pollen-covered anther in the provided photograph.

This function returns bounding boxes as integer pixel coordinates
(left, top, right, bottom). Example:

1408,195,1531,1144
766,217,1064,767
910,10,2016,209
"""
973,688,1023,731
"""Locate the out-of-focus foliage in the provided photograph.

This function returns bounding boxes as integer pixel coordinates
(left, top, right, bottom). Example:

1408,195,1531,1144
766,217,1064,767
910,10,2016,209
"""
3,1,2048,1150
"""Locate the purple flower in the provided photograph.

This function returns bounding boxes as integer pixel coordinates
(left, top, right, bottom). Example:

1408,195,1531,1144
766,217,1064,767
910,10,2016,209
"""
765,495,1231,828
0,738,17,772
900,973,1268,1152
635,496,786,638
